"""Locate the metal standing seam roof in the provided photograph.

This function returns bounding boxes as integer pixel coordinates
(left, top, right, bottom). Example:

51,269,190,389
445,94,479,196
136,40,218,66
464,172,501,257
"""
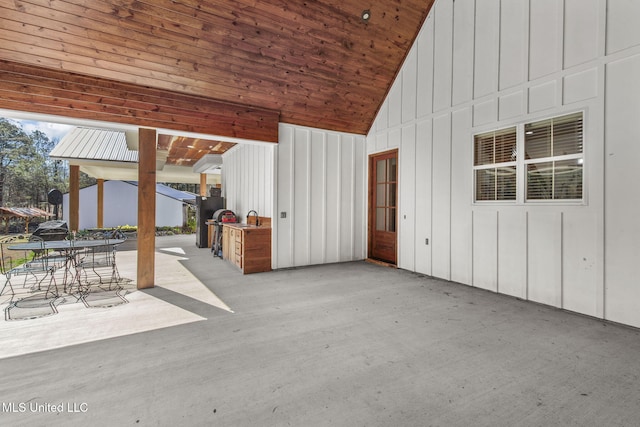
0,207,52,218
49,127,138,162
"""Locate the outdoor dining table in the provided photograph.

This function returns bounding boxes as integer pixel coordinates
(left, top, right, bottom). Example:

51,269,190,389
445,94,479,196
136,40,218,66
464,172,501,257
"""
7,239,125,252
6,239,125,298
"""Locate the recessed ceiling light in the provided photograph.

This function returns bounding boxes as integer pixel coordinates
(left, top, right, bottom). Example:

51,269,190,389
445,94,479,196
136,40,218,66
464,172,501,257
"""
361,9,371,22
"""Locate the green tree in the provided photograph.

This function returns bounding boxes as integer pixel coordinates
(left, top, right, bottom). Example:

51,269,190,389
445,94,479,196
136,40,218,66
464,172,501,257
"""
0,118,32,207
30,130,71,208
79,171,97,189
0,119,72,211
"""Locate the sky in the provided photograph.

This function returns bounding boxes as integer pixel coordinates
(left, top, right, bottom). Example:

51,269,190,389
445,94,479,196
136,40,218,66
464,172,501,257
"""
6,117,73,142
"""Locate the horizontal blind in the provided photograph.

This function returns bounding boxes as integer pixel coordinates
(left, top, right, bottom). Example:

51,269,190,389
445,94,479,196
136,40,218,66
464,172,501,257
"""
553,113,583,156
475,169,496,201
474,127,516,201
527,162,553,199
495,129,517,163
525,112,583,200
524,120,552,159
553,159,583,199
474,133,495,166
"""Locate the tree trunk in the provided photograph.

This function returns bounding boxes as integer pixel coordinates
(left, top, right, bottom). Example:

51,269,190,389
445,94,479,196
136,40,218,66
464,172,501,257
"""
0,170,4,207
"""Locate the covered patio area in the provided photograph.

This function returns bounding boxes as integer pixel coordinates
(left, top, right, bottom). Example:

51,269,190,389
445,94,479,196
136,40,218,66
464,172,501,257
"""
0,234,639,426
0,207,52,235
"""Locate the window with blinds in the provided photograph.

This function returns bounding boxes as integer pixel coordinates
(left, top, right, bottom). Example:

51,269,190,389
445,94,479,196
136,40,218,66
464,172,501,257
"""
473,111,584,203
474,127,517,201
525,112,583,200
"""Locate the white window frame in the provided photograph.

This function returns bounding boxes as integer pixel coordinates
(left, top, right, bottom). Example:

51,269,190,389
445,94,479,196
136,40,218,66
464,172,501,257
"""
472,111,585,205
473,126,518,203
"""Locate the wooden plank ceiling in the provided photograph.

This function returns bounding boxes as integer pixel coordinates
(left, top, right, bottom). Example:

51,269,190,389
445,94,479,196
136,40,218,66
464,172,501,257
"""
157,134,235,166
0,0,433,163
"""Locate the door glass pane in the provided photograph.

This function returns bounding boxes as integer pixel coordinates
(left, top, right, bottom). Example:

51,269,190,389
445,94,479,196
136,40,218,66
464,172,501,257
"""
387,183,396,207
387,208,396,232
376,208,385,231
376,184,386,206
377,160,386,183
388,158,397,182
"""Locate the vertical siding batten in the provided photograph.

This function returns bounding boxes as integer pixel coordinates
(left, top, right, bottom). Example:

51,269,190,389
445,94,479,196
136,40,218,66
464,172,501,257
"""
307,132,312,265
598,0,607,320
415,118,433,275
272,144,279,269
290,131,296,267
433,0,454,112
414,122,418,271
336,135,342,262
449,109,453,280
471,210,474,287
400,124,416,271
323,135,328,263
560,211,564,309
417,14,435,118
351,138,356,260
497,209,501,294
276,126,293,268
525,211,529,301
452,0,475,106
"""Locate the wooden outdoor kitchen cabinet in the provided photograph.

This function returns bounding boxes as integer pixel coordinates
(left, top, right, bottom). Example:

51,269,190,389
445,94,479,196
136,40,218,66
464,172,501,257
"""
222,224,271,274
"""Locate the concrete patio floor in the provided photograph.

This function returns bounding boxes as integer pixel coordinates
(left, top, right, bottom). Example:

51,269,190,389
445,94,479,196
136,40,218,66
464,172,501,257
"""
1,234,639,426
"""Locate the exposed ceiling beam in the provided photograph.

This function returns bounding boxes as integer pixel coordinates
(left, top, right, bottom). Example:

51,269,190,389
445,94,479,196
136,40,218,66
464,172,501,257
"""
0,60,280,143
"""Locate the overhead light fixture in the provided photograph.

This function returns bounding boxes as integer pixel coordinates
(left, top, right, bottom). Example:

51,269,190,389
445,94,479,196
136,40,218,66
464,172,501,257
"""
361,9,371,22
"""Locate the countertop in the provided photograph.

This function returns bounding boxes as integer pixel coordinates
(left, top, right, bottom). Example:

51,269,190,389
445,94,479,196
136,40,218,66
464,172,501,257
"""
222,223,271,230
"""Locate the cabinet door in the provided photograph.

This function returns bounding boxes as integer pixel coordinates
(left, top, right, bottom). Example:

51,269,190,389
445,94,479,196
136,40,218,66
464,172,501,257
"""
222,226,230,260
235,231,244,270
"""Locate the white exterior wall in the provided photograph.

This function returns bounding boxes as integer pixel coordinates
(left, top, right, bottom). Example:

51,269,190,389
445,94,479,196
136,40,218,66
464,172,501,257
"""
63,181,186,229
222,143,274,221
367,0,640,328
274,124,366,269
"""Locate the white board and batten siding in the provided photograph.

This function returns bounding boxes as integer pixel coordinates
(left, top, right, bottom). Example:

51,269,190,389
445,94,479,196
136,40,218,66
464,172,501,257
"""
274,124,367,269
223,125,367,271
222,143,275,223
367,0,640,329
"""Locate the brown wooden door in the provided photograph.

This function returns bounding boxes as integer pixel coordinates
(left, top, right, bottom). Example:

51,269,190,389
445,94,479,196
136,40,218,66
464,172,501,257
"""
368,150,398,264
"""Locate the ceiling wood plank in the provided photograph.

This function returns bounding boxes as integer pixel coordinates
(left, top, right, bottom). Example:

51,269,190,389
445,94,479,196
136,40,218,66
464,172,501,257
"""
0,0,433,134
0,60,279,142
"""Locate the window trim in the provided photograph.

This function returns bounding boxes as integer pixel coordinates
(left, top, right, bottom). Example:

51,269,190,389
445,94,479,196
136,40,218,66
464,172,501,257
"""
472,110,586,206
473,125,518,203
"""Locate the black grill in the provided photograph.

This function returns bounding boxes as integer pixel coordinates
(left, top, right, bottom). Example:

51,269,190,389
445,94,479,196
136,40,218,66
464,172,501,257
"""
31,220,69,241
211,209,237,257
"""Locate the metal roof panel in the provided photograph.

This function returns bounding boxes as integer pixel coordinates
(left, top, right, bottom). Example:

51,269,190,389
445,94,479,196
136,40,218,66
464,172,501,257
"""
50,127,139,163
